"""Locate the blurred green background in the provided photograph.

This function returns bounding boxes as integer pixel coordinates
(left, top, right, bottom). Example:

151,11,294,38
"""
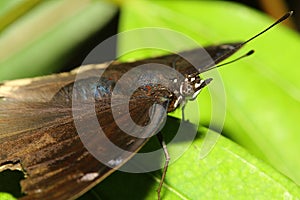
1,0,300,199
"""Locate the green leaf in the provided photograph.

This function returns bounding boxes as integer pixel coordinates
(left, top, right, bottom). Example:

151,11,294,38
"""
0,0,41,32
0,193,16,200
0,0,117,81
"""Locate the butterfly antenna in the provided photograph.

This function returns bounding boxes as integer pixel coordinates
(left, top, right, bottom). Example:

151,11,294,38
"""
210,50,255,70
207,11,293,71
242,11,293,46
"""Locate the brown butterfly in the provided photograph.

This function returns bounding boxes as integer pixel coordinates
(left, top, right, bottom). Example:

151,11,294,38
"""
0,12,292,200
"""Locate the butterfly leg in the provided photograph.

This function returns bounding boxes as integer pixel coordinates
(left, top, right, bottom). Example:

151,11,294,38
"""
181,102,186,122
156,132,170,200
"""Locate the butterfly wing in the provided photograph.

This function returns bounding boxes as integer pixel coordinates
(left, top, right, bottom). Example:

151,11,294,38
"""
0,64,168,200
0,44,240,199
0,63,110,102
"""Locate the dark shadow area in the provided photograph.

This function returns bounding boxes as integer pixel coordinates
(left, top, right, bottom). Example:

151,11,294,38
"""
59,11,120,72
0,169,25,198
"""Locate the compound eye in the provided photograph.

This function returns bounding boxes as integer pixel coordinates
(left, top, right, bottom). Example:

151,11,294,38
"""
180,82,195,97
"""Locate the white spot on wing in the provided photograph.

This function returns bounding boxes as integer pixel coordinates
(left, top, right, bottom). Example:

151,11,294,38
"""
220,44,235,50
34,189,42,193
80,172,99,182
107,157,123,167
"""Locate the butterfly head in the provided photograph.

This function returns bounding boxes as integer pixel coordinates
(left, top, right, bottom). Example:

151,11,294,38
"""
171,73,212,111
